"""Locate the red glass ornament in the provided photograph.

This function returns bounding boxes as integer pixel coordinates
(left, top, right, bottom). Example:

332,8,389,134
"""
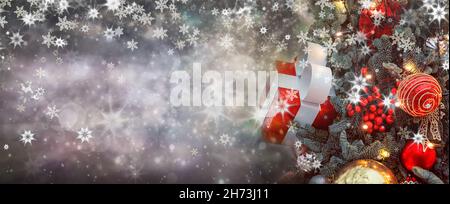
358,0,402,45
401,140,437,171
397,74,442,117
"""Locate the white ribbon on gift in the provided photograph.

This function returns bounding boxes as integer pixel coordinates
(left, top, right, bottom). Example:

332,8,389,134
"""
261,42,333,128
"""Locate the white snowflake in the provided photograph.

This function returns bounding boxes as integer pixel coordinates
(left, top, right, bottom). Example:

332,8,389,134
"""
297,152,321,172
14,6,26,18
0,16,7,28
20,130,36,145
126,39,138,51
421,0,436,11
77,128,93,143
285,0,294,10
80,25,89,32
56,16,77,31
219,134,231,146
155,0,168,13
21,13,36,26
296,31,309,44
87,8,100,19
54,37,67,48
153,27,168,40
16,104,25,112
179,24,189,35
211,8,219,16
324,39,338,55
138,12,155,26
45,105,60,119
294,140,302,149
411,132,426,145
360,0,373,9
114,26,124,38
285,89,299,101
58,0,70,13
42,32,55,48
219,34,233,50
105,0,122,11
175,40,185,50
355,31,367,45
190,148,198,157
429,3,448,25
104,27,115,40
9,31,25,48
443,59,449,71
360,44,371,56
259,26,268,34
167,48,174,55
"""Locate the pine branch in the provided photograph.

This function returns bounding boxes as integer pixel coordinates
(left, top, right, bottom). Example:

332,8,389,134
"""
412,167,444,184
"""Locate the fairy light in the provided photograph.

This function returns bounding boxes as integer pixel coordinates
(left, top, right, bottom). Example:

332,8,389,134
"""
377,148,390,160
335,32,343,37
362,124,369,130
426,142,435,149
365,74,372,80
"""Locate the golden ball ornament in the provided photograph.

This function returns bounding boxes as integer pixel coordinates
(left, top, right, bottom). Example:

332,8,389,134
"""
334,159,397,184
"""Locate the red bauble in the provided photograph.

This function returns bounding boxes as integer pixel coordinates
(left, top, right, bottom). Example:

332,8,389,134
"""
397,73,442,117
358,0,402,45
401,140,437,171
312,97,338,130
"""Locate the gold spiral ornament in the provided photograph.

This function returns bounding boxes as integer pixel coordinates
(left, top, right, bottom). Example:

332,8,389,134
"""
397,73,442,117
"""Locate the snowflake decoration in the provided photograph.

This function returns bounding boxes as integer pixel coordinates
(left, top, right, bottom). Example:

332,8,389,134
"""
45,105,60,119
155,0,169,13
77,128,93,143
0,16,7,28
297,152,321,172
190,148,199,157
284,89,299,101
153,27,168,40
219,134,231,146
411,132,427,145
105,0,123,11
42,32,55,48
428,3,448,25
294,140,302,150
349,74,369,93
219,34,233,50
296,31,309,44
397,127,412,140
126,39,138,51
9,32,25,48
87,8,100,19
20,130,36,145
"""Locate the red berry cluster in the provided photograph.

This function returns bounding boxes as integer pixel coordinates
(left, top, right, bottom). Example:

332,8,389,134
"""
346,70,397,134
401,175,420,184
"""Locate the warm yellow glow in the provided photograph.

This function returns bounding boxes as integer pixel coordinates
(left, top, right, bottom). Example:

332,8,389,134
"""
365,74,373,80
334,1,347,13
426,142,435,149
403,60,418,73
377,148,390,160
362,124,369,130
336,32,343,37
395,101,401,107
